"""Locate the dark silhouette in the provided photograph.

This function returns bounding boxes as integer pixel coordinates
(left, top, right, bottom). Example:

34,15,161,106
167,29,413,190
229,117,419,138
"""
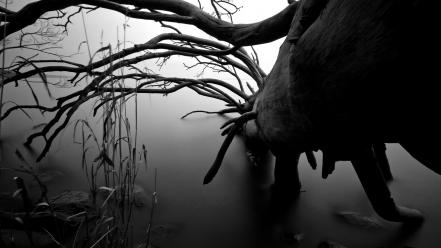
253,0,439,223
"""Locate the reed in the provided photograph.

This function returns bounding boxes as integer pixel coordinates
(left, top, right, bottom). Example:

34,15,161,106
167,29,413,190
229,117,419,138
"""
70,21,152,247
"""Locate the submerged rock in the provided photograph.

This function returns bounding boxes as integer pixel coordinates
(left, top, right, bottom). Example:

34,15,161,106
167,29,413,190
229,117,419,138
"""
132,184,151,207
50,190,93,219
336,211,383,230
50,190,91,207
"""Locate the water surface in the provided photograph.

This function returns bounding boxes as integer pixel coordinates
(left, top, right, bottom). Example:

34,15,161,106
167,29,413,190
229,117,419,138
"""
1,91,441,248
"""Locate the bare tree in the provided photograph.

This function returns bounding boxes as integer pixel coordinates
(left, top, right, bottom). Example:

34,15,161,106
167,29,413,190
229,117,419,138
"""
0,0,300,181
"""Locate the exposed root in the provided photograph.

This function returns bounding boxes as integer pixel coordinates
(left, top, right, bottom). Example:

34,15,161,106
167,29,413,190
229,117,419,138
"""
220,111,257,129
180,107,238,119
221,125,233,136
305,151,317,170
203,124,240,184
203,111,257,184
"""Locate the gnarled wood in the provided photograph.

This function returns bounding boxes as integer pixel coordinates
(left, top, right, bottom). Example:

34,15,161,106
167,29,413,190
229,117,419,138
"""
255,0,439,222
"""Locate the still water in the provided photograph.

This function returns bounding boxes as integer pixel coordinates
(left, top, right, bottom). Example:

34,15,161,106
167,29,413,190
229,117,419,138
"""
1,90,441,248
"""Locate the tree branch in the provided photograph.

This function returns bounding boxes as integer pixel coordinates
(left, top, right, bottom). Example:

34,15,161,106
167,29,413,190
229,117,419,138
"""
1,0,299,46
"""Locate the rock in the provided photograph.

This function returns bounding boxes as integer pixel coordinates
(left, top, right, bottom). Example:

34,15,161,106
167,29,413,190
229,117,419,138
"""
50,190,90,206
50,190,93,217
336,211,383,230
132,184,151,207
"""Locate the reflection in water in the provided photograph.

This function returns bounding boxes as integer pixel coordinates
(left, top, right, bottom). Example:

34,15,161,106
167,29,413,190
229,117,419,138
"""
1,92,441,247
